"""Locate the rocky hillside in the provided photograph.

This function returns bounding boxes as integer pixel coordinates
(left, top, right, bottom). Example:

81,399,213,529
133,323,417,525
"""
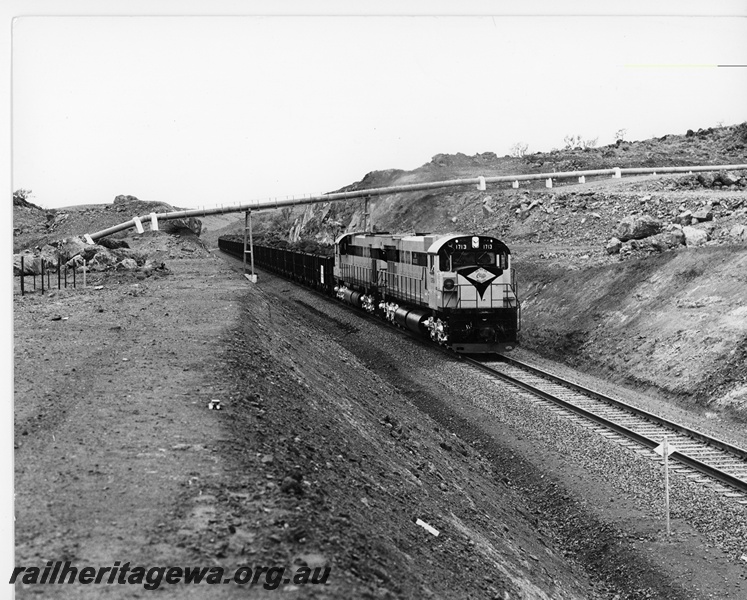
12,195,210,280
12,123,747,417
12,194,202,254
207,123,747,418
209,122,747,253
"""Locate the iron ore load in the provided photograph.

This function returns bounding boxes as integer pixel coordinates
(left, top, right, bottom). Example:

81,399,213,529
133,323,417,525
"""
219,232,520,354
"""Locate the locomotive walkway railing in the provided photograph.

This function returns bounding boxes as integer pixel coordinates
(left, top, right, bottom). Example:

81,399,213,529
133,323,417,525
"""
84,163,747,243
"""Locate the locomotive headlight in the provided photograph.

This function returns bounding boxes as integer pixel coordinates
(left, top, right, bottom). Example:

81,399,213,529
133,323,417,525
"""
443,278,455,291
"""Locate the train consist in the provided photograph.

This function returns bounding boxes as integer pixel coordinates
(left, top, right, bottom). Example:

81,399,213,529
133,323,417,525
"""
218,232,520,354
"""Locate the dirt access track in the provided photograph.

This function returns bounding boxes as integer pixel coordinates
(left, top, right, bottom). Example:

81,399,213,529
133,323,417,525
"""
12,251,747,599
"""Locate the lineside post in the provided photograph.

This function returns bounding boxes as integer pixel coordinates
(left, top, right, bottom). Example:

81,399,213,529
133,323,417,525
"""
664,436,671,536
244,210,257,283
654,436,675,536
243,210,248,275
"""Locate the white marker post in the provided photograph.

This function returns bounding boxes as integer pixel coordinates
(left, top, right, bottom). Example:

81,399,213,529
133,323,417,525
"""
414,518,439,537
654,436,677,536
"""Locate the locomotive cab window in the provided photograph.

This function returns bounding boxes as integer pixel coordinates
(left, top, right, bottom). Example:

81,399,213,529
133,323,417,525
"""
440,250,497,270
412,252,428,267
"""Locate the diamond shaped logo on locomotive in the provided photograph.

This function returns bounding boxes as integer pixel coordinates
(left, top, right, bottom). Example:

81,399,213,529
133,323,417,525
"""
459,266,501,300
466,267,494,284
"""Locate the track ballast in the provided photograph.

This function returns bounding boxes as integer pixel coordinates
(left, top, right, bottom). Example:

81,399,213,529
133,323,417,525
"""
467,354,747,501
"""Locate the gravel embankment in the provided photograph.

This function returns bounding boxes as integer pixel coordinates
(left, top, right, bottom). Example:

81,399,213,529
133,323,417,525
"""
251,263,747,599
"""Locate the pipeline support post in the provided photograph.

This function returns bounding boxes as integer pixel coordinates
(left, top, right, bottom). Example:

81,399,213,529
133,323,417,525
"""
512,180,519,189
545,178,552,189
243,210,257,283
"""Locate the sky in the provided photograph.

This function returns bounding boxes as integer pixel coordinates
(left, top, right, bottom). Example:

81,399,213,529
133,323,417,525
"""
8,2,747,211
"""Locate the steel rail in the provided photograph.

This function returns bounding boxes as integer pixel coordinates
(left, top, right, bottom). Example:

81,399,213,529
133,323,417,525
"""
463,356,747,495
86,163,747,241
216,244,747,494
496,354,747,461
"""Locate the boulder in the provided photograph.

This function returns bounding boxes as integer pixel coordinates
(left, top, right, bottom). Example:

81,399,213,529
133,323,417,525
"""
674,210,692,226
682,226,709,247
88,248,118,271
99,238,130,250
161,216,202,236
58,236,91,262
615,214,662,241
36,245,60,269
114,248,147,266
697,172,715,187
65,255,85,270
691,207,713,222
729,224,747,239
717,171,741,187
13,254,42,275
647,229,685,251
605,237,622,254
117,258,139,271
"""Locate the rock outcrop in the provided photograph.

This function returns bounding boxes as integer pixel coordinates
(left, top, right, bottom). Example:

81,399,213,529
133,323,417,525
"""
682,226,709,247
615,214,663,242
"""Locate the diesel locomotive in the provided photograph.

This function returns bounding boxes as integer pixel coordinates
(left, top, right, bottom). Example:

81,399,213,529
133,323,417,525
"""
218,231,520,354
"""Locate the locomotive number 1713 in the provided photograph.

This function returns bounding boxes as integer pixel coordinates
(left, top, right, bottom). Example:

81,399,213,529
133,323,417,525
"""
452,237,494,251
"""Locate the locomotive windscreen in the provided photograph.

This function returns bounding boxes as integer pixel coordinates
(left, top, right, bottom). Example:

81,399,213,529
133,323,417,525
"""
438,236,510,271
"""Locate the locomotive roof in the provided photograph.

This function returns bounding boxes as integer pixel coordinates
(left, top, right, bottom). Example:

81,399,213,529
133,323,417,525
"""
335,232,510,254
427,234,511,255
335,231,460,245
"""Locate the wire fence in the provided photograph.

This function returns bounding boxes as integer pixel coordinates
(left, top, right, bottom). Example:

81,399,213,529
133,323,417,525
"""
15,254,89,296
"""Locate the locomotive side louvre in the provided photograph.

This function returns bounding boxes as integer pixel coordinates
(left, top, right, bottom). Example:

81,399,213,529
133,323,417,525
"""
333,232,435,303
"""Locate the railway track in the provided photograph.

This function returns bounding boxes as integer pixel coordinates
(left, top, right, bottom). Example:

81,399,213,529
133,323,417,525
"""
465,354,747,502
219,249,747,503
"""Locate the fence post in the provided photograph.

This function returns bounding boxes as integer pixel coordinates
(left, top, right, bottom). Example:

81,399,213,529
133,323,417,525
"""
58,252,61,289
41,258,45,294
20,257,24,296
73,263,76,288
64,265,68,288
83,260,87,288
